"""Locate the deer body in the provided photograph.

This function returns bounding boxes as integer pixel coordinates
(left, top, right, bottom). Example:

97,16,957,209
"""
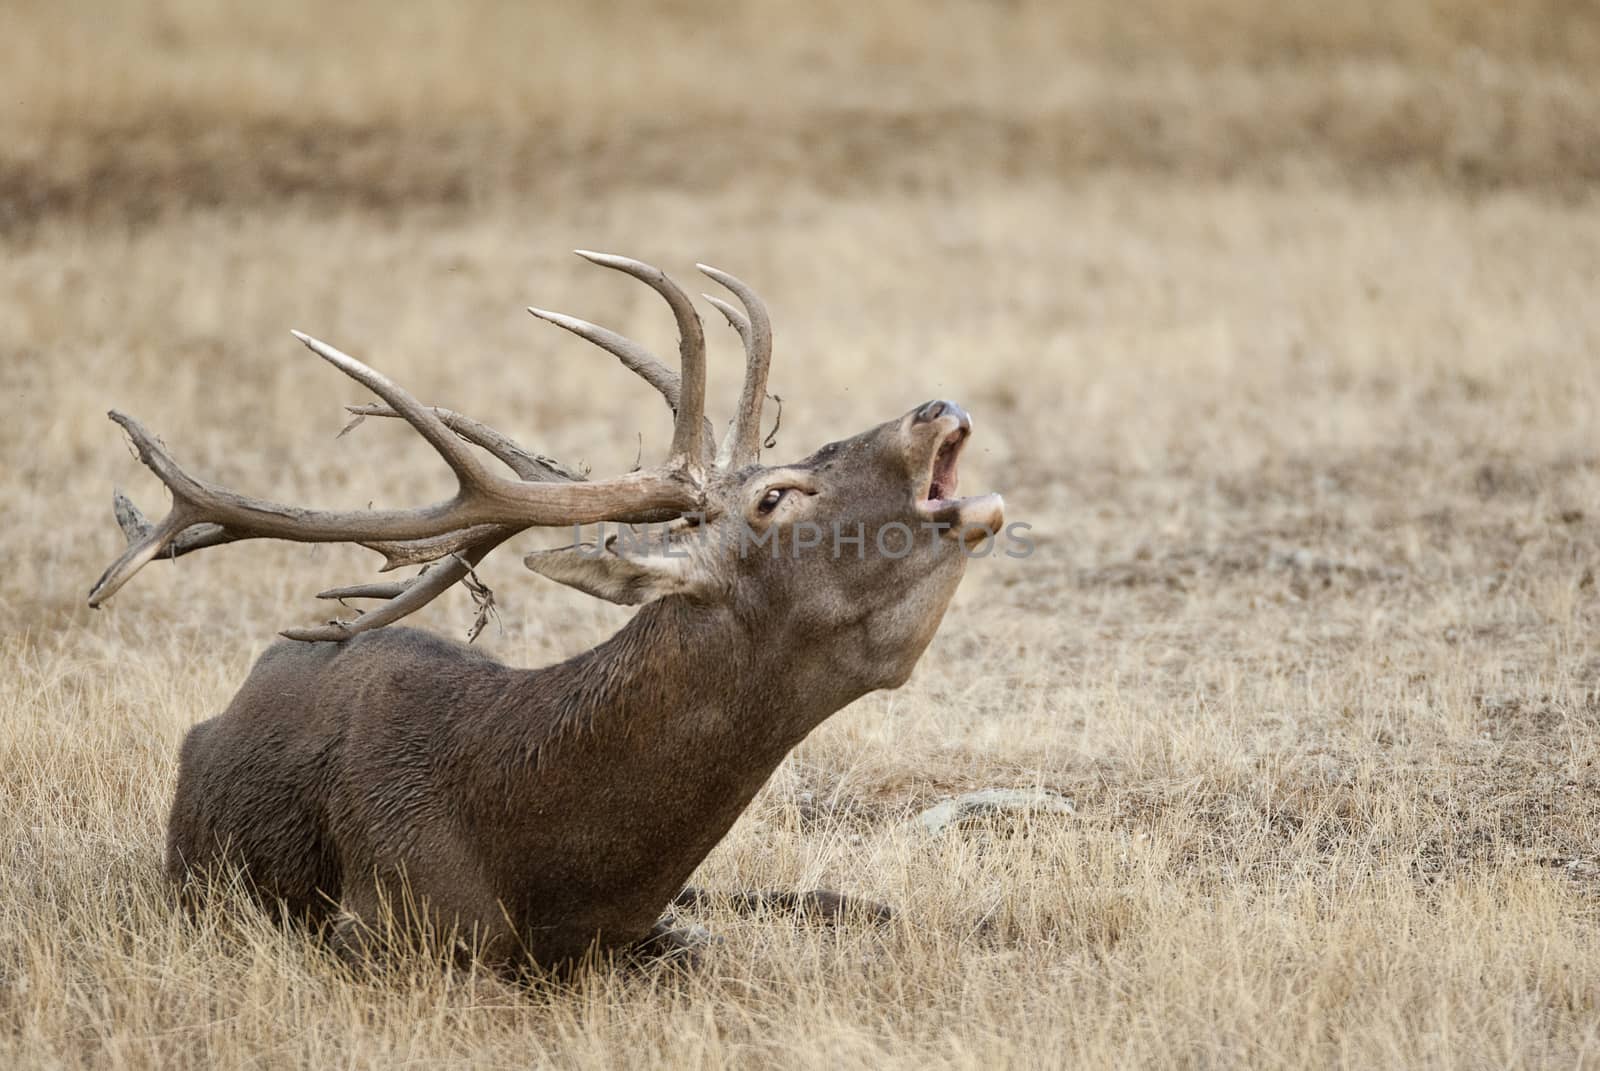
98,253,1001,970
169,583,934,964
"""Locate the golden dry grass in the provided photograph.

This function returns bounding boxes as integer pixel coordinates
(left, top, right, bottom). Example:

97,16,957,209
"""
4,2,1600,1068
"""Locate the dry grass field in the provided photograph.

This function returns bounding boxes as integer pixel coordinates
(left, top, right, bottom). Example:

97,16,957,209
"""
4,1,1600,1067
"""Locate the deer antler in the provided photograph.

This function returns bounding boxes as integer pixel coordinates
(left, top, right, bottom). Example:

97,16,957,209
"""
91,253,714,639
698,264,774,471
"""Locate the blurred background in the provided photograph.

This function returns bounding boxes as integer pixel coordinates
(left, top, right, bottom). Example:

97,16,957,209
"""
6,0,1600,221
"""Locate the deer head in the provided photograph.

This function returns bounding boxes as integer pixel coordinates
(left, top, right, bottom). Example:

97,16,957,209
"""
92,252,1003,696
527,402,1000,695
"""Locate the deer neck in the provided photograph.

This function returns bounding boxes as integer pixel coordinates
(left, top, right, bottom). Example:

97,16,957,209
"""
499,597,864,821
537,596,859,758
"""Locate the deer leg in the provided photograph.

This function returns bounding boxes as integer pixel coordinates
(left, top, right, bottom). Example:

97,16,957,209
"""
674,886,894,926
329,854,518,974
327,894,386,975
329,916,379,973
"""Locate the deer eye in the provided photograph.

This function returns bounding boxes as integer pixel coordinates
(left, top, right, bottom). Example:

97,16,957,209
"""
757,488,787,514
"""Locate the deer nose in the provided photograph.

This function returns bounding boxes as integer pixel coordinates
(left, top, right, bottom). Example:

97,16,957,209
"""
913,399,971,431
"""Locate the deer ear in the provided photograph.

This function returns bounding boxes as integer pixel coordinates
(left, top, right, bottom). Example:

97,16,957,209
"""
523,539,714,606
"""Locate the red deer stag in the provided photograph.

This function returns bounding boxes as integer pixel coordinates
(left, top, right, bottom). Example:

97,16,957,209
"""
89,252,1004,972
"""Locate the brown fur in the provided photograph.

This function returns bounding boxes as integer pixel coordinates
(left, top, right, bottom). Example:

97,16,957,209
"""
166,402,994,971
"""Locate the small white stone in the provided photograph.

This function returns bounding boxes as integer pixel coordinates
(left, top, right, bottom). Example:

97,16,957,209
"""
909,788,1076,835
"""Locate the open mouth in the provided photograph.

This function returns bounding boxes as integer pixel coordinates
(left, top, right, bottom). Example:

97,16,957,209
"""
911,404,1005,542
922,426,969,506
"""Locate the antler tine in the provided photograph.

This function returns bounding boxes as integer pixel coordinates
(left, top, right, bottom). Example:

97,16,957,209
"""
572,251,708,470
111,487,236,559
526,307,682,412
526,306,715,468
701,295,750,468
282,538,506,643
342,403,586,484
698,264,773,471
291,331,494,488
316,580,413,600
